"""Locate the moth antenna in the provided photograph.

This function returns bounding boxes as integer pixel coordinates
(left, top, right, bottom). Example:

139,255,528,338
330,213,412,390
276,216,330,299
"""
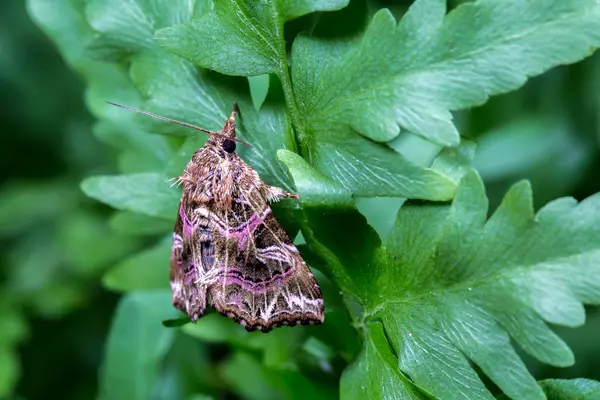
105,101,217,136
106,101,253,148
230,137,253,148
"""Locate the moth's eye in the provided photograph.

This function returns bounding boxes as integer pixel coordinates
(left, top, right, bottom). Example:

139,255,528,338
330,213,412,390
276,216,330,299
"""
222,139,236,153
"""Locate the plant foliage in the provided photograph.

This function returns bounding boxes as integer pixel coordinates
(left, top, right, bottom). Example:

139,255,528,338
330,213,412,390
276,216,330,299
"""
25,0,600,398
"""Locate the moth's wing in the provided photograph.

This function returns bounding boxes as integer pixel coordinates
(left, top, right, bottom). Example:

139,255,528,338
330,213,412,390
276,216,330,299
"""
207,188,324,332
170,200,210,321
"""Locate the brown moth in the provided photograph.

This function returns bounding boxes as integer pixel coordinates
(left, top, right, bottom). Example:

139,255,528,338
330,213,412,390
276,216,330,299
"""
107,101,324,332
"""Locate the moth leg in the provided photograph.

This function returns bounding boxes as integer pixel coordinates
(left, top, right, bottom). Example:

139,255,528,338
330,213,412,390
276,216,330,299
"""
166,176,183,187
263,185,299,202
167,175,194,188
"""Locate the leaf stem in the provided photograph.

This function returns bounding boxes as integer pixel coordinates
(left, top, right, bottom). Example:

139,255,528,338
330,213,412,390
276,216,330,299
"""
272,10,309,160
278,67,306,155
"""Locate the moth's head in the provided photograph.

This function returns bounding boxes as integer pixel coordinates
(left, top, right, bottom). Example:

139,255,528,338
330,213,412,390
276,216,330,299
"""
206,103,239,155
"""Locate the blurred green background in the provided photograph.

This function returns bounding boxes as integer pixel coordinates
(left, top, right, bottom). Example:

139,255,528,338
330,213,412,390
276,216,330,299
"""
1,0,600,399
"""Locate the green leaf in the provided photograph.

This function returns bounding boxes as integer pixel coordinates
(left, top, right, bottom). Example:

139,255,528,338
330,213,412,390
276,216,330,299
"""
342,322,433,400
292,0,600,146
162,317,190,328
281,0,348,21
539,379,600,400
431,139,477,184
151,334,214,399
310,130,457,199
83,34,133,62
388,131,442,168
355,197,405,242
348,140,476,240
237,101,295,191
129,50,295,190
155,0,347,76
156,2,283,76
278,150,378,294
248,74,270,112
154,0,462,201
28,0,185,185
58,212,139,277
78,16,298,225
92,120,172,169
27,0,150,123
118,149,165,174
183,313,305,369
220,352,336,400
29,0,179,176
109,211,174,236
81,173,180,220
277,150,352,207
85,0,202,54
221,353,284,400
27,0,93,70
280,154,600,399
99,291,177,400
182,313,253,345
103,239,171,292
128,51,232,137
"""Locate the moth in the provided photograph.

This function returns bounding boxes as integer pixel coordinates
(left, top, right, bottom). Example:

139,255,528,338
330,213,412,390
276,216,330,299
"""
108,101,324,332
